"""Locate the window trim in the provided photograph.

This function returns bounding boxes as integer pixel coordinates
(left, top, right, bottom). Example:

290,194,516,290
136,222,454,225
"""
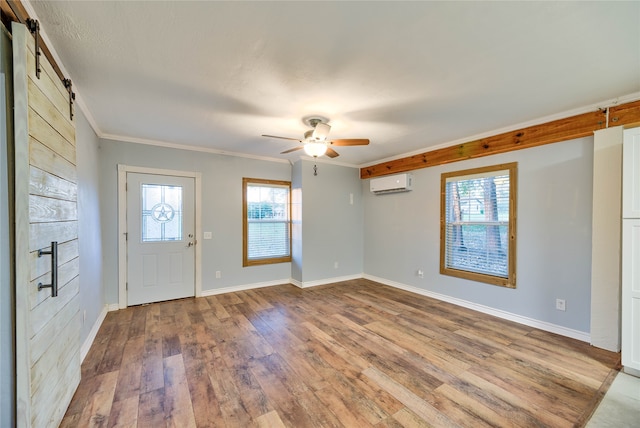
242,177,292,267
439,162,517,288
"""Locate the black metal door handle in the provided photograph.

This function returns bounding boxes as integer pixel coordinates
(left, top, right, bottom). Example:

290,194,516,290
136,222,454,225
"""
38,241,58,297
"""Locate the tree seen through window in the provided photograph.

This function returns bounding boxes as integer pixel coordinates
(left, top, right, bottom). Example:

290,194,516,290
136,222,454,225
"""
441,163,517,288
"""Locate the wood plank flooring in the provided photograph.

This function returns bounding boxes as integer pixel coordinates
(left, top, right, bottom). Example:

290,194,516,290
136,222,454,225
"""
60,279,620,427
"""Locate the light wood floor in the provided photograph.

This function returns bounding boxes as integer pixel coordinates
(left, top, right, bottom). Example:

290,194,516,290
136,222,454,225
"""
61,279,620,427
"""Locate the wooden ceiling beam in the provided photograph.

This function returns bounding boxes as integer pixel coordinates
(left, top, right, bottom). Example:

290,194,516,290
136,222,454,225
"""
609,99,640,129
361,100,640,179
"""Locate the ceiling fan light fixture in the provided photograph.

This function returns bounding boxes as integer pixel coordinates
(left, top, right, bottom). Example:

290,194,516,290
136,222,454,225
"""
312,122,331,141
304,142,328,157
264,114,369,158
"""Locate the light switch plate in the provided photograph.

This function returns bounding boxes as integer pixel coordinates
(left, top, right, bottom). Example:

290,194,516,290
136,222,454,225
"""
203,232,212,239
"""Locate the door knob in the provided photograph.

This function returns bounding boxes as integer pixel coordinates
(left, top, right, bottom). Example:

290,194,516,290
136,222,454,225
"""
187,241,194,247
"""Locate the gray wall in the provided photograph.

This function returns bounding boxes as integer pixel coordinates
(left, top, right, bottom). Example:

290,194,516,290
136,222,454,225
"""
76,108,105,343
291,160,303,283
0,23,14,428
98,134,594,333
98,139,293,303
363,137,594,333
298,160,363,283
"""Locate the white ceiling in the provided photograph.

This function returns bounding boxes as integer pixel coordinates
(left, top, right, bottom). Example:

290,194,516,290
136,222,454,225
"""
28,1,640,166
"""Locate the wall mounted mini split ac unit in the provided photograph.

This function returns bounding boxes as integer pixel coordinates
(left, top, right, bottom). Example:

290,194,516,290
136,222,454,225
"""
370,173,413,194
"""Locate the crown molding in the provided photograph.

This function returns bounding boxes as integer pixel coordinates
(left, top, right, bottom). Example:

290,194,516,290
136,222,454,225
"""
101,133,291,164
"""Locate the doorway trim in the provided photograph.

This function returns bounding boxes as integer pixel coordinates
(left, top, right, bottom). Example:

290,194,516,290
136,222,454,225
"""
117,164,202,309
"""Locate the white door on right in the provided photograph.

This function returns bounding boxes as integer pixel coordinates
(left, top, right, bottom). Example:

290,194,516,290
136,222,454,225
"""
622,126,640,373
622,219,640,372
126,172,196,306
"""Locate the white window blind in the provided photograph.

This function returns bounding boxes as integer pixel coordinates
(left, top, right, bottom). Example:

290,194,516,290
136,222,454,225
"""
441,163,517,287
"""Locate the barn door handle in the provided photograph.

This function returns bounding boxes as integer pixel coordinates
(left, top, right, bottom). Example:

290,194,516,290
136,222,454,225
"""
38,241,58,297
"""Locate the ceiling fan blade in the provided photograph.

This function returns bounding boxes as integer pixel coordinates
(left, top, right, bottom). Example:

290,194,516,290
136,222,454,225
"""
325,147,340,158
330,138,370,146
281,146,304,154
262,134,303,142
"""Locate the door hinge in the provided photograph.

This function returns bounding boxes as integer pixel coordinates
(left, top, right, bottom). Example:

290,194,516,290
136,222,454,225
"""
126,282,128,290
124,232,128,241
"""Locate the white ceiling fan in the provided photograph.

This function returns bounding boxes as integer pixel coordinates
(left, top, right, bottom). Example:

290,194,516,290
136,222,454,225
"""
262,116,370,158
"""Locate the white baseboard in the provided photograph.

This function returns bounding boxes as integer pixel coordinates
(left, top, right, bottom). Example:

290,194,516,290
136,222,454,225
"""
81,304,109,363
107,303,120,312
201,274,364,295
295,274,364,289
623,366,640,378
363,274,591,343
200,278,291,297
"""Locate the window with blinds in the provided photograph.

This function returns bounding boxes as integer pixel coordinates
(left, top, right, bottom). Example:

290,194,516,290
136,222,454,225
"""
243,178,292,266
440,162,517,288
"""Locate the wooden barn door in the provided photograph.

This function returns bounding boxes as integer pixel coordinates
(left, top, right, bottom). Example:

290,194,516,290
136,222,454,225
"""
13,22,80,427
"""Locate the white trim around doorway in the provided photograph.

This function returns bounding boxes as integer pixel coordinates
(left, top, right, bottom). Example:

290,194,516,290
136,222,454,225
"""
117,164,202,309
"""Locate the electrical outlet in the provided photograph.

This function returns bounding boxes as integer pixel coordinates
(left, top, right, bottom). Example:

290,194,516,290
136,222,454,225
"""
334,261,339,269
417,269,424,278
216,271,221,279
556,299,566,311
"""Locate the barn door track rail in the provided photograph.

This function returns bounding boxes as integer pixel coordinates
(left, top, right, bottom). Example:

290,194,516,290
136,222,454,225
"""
2,1,76,120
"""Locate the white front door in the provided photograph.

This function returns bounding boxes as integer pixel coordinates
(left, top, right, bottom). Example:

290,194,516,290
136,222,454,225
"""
127,173,196,305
